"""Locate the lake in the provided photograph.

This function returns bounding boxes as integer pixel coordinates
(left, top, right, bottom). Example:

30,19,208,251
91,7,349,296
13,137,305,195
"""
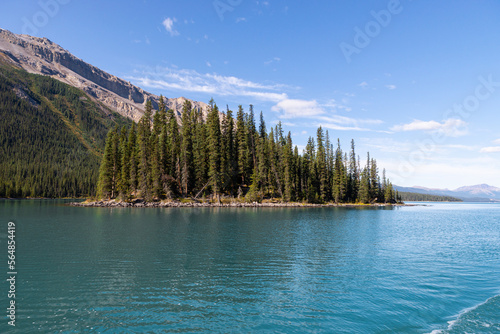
1,200,499,333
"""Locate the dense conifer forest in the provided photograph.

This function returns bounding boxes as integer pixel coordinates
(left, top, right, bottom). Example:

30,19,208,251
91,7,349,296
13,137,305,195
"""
0,63,131,198
0,61,402,203
97,98,401,204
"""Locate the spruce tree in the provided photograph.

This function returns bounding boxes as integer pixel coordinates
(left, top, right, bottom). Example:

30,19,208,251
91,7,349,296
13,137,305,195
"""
137,100,152,199
316,127,327,202
283,132,294,201
128,123,138,195
370,157,379,202
332,139,346,203
347,139,359,202
180,100,193,196
192,110,208,195
236,105,248,185
166,107,180,195
97,128,117,199
207,102,221,197
358,167,370,204
118,126,130,198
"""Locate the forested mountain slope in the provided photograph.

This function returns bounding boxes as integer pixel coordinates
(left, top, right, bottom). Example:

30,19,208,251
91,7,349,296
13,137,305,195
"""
0,60,131,198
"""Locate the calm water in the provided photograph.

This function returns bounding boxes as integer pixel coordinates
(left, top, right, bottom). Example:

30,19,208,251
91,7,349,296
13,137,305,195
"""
1,200,499,333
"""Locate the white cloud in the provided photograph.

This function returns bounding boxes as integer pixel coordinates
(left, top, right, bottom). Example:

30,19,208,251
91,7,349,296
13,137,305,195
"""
317,115,382,126
444,144,476,151
480,146,500,153
270,100,382,131
129,66,382,132
128,66,288,102
271,99,325,119
320,123,368,131
236,17,247,23
206,61,211,67
317,115,382,132
162,17,179,36
386,84,396,90
358,81,368,88
493,138,500,145
391,119,468,137
264,57,281,65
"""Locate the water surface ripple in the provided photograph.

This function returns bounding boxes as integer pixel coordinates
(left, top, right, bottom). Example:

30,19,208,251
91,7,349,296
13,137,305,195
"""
1,201,499,333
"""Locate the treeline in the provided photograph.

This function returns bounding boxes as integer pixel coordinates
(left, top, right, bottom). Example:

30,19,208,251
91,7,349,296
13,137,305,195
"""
97,98,401,204
0,62,130,198
398,192,462,202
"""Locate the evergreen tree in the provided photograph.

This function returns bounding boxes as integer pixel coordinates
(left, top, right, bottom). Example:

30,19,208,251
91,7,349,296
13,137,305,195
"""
97,129,116,198
256,113,268,193
283,132,294,201
316,127,327,202
221,106,236,193
332,139,346,203
247,105,257,169
180,100,193,196
91,98,399,204
358,167,370,204
137,100,152,199
207,102,222,197
128,123,138,195
304,136,317,202
347,139,359,202
166,107,181,194
192,110,208,195
370,157,379,202
236,105,249,185
118,126,130,197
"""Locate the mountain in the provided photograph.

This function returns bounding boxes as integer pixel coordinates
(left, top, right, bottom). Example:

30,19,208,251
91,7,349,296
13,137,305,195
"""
0,51,131,198
397,192,462,202
394,184,500,202
0,28,208,122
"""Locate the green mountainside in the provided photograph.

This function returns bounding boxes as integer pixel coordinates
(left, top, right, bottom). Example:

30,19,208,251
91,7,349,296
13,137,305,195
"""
0,59,131,198
398,192,462,202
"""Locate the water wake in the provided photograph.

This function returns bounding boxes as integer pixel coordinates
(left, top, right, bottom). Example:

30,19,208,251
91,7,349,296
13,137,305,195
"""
429,294,500,334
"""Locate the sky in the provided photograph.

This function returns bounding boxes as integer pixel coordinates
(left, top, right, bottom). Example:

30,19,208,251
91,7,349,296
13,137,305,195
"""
1,0,500,189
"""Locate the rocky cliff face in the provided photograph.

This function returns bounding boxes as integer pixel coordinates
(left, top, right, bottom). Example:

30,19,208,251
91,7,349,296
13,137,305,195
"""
0,28,208,122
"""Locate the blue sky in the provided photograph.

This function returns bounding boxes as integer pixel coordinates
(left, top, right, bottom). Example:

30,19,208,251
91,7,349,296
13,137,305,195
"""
2,0,500,189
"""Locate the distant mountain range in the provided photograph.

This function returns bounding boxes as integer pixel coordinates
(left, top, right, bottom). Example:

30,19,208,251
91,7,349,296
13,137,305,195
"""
394,184,500,202
0,28,208,122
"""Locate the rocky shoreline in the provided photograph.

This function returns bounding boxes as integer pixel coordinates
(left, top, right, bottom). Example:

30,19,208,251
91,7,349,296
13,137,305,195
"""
71,199,409,208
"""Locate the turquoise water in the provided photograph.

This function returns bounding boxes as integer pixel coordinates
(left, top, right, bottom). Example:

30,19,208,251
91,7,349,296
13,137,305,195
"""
1,200,499,333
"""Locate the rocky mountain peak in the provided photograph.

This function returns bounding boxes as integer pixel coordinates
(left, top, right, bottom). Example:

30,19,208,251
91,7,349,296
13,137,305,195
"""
0,28,208,122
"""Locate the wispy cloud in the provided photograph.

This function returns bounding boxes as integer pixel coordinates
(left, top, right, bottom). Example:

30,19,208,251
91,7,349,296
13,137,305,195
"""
270,100,382,131
391,119,468,137
131,36,150,44
235,17,247,23
264,57,281,65
128,66,287,102
480,146,500,153
386,84,396,90
317,115,382,132
271,99,324,118
493,138,500,145
162,17,179,36
129,66,381,132
358,81,368,88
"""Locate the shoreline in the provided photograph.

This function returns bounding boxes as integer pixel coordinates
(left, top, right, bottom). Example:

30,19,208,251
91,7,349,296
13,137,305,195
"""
71,199,412,208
